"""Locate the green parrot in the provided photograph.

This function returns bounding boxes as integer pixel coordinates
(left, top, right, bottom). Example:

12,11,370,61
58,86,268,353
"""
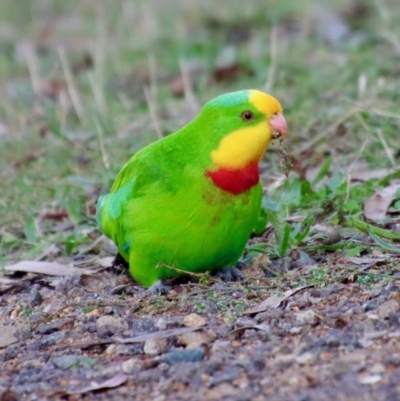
97,89,287,293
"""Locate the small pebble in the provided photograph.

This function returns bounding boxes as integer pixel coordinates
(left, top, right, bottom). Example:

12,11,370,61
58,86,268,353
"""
40,331,65,347
131,318,157,336
29,285,43,307
211,340,231,354
122,358,143,374
55,272,82,294
377,300,399,319
158,362,169,371
358,374,382,385
364,303,378,312
96,315,122,338
35,319,70,335
144,338,167,355
155,318,168,330
106,344,117,354
295,309,316,325
2,346,18,361
370,363,385,374
177,329,216,348
53,355,86,370
183,313,207,328
164,347,205,364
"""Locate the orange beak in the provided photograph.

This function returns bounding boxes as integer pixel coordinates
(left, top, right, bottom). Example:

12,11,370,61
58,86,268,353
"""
269,113,287,139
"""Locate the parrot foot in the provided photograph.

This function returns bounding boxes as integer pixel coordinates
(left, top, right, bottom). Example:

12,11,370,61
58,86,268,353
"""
214,266,243,282
147,280,170,296
111,253,129,272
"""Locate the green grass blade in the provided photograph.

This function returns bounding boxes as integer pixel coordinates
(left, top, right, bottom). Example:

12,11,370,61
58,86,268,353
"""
367,227,400,254
348,217,400,240
24,217,38,243
312,157,332,186
278,224,292,258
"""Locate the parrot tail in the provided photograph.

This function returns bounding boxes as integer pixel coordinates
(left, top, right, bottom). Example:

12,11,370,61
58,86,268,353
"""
96,193,108,230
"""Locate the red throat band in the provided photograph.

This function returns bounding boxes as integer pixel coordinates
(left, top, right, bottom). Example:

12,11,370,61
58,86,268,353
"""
206,163,259,194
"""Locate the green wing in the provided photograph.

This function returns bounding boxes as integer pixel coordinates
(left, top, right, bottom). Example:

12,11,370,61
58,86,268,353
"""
96,146,164,259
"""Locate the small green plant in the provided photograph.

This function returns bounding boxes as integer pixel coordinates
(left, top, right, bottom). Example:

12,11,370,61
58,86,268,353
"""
234,301,247,316
356,273,375,286
194,302,207,314
249,196,314,260
19,304,33,319
82,305,95,314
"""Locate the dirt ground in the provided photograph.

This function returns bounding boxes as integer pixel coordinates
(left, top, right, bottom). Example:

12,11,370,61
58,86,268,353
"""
1,255,400,401
1,1,400,400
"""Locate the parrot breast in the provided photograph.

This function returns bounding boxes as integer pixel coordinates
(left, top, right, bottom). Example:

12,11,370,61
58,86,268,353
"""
206,163,259,195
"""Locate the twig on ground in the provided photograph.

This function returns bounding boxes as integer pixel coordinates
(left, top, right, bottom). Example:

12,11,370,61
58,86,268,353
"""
156,262,219,283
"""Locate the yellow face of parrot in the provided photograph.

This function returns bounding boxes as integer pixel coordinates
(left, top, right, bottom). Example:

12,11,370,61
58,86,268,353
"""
203,89,287,195
210,90,287,170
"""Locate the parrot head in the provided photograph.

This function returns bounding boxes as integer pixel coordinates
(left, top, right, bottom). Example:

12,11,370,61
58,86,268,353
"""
199,89,287,194
201,89,287,170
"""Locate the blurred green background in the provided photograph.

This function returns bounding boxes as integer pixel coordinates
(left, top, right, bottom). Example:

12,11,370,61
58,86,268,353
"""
1,0,399,263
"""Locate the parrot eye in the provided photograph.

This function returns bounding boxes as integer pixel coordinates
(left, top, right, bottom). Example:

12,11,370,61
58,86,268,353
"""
241,111,254,122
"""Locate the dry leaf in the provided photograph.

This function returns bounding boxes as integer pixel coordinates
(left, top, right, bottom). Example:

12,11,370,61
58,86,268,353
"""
351,168,399,182
3,261,93,276
346,257,385,265
244,285,313,314
0,277,16,284
70,372,127,395
364,184,400,221
96,257,115,268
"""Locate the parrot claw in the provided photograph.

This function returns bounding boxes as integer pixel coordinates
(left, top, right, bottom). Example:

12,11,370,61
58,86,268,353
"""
214,267,243,282
111,253,129,272
147,280,170,296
